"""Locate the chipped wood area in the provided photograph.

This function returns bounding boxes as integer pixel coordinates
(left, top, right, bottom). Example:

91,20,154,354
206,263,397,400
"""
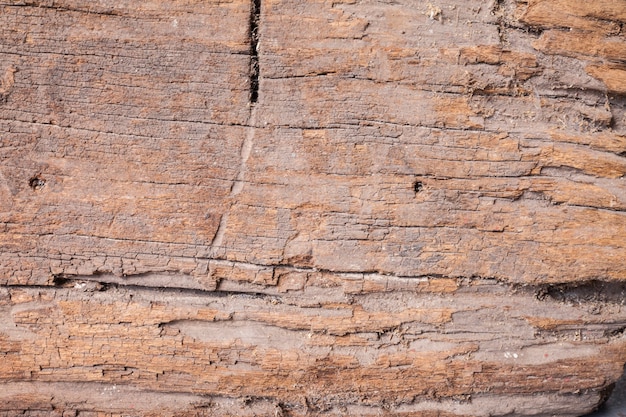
0,0,625,416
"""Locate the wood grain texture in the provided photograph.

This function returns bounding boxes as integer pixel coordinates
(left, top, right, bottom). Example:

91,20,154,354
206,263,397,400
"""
0,0,625,415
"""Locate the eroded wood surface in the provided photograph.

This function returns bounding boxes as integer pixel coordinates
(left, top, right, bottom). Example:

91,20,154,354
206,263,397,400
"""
1,0,625,415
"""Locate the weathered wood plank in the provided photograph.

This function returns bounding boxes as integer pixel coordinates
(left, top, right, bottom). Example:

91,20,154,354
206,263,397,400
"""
0,0,625,415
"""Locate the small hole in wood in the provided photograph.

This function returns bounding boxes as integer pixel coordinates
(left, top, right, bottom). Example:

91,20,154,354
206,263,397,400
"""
413,181,423,193
28,175,45,190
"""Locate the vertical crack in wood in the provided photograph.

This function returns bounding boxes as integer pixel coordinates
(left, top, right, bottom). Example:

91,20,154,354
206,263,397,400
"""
211,110,257,253
249,0,261,104
211,0,261,252
210,213,229,250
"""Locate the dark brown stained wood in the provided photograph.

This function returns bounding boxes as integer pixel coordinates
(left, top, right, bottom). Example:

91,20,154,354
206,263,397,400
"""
0,0,625,416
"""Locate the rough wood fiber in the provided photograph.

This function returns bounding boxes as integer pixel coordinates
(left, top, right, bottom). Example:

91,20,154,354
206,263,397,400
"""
0,0,625,415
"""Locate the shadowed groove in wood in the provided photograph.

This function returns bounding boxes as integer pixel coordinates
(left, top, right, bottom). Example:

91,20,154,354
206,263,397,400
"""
249,0,261,104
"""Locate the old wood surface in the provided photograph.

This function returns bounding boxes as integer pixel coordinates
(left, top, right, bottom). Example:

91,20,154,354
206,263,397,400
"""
1,0,625,415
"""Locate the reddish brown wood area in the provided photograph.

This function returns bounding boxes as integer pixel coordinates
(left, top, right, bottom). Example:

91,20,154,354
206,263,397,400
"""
1,0,625,415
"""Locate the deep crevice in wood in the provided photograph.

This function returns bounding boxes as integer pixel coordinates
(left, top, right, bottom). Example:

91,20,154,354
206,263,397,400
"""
249,0,261,104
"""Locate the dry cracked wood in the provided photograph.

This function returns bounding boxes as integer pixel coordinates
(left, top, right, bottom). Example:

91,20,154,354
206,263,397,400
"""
0,0,625,415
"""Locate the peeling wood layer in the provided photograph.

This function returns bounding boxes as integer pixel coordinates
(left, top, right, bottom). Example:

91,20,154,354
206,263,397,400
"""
1,277,625,416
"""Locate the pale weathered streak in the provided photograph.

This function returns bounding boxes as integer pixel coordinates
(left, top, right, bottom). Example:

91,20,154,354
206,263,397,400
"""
1,0,625,416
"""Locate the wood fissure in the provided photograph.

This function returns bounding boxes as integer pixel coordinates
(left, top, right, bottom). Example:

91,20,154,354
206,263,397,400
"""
249,0,261,104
